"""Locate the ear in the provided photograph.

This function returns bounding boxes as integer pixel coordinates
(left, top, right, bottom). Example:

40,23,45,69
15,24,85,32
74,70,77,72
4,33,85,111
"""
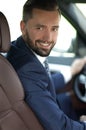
20,21,26,35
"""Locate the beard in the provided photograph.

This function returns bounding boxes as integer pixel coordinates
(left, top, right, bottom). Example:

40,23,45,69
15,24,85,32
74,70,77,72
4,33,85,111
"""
23,30,55,57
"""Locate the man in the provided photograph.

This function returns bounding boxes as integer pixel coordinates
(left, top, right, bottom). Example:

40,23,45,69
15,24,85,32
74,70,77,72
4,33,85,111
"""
7,0,86,129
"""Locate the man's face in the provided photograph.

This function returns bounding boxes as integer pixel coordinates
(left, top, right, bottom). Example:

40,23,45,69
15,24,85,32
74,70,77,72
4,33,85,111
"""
21,8,60,56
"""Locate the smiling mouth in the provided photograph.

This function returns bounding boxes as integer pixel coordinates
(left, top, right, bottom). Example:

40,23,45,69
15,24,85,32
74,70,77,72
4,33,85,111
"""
38,41,51,48
40,42,50,46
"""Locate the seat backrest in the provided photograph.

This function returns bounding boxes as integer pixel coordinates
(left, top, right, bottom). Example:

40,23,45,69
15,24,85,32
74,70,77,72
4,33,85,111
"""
0,12,43,130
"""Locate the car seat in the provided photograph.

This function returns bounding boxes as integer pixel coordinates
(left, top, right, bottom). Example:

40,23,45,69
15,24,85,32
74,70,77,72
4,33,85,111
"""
0,11,43,130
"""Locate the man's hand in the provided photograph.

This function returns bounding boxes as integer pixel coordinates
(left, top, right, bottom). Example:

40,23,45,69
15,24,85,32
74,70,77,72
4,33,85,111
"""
71,57,86,77
80,115,86,122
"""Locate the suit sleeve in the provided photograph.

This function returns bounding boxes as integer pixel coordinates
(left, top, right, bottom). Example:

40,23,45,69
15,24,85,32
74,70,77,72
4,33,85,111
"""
17,68,86,130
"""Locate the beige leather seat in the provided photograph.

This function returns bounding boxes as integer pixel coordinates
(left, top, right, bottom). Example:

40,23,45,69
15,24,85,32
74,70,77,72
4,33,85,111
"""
0,12,43,130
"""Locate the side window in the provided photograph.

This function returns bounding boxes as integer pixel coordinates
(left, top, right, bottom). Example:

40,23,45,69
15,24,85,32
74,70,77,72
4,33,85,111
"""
50,15,76,57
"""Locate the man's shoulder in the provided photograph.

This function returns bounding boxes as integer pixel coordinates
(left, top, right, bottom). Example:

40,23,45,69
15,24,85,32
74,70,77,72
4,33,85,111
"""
8,36,30,56
6,36,39,70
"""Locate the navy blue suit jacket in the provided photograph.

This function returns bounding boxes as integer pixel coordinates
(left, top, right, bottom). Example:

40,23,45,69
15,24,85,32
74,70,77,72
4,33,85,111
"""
7,36,86,130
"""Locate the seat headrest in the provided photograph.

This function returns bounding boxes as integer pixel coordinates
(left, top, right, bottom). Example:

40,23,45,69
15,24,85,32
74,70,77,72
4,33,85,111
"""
0,12,10,52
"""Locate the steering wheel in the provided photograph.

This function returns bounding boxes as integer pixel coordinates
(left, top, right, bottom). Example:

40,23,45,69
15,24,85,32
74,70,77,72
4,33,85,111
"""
73,65,86,103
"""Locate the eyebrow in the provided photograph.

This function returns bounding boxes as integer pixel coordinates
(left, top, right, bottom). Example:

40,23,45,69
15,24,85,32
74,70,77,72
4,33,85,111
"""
35,24,45,27
52,25,59,28
35,24,59,28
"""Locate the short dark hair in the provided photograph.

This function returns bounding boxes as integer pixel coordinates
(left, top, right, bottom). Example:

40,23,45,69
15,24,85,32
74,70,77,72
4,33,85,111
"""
22,0,61,22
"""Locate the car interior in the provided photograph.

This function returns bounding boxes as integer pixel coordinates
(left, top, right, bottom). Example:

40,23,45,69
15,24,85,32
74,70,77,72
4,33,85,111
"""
0,0,86,129
0,11,43,130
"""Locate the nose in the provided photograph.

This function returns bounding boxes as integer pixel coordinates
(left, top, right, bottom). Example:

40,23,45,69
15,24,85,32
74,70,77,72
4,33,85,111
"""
43,29,52,42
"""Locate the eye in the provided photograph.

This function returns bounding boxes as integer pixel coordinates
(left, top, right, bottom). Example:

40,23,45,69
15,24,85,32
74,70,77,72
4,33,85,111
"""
36,25,44,31
52,27,59,32
36,27,43,30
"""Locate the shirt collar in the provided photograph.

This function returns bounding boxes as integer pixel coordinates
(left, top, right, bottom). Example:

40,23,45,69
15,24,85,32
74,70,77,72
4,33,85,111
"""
27,46,47,65
35,53,47,65
32,51,46,65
